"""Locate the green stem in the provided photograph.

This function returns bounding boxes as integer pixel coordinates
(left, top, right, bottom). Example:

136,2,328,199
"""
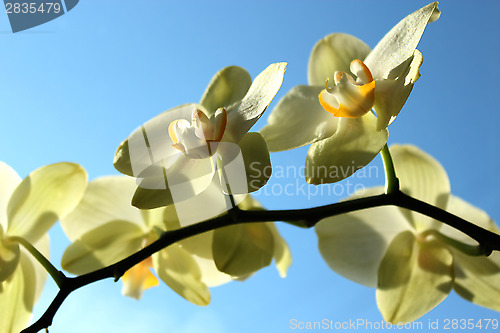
8,236,66,287
380,144,399,193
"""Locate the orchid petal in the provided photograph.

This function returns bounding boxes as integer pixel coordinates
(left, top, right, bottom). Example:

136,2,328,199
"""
237,195,292,277
305,113,388,184
191,255,233,287
114,104,199,177
266,223,292,278
376,231,453,323
0,253,42,333
453,250,500,312
167,178,245,228
308,33,371,86
226,63,286,142
316,187,410,287
260,85,338,152
153,244,210,306
365,2,439,130
373,50,423,130
364,2,440,81
0,162,21,231
7,163,87,243
440,195,499,245
200,66,252,116
0,237,20,282
236,132,271,193
61,221,144,275
132,156,215,209
121,257,159,300
390,145,450,231
212,223,274,277
60,176,145,241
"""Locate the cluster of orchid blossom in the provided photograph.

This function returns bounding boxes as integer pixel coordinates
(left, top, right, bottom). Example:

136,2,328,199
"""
1,3,499,333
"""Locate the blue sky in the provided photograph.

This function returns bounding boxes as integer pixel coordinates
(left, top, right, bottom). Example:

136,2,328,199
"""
1,1,500,332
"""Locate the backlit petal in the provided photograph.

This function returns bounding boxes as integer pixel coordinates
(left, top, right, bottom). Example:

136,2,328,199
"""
60,176,145,241
200,66,252,116
226,63,286,142
121,257,159,300
316,187,410,287
153,244,210,306
0,162,21,231
376,231,453,323
453,250,500,312
390,145,450,231
260,85,337,152
308,33,371,86
7,163,87,243
305,113,388,184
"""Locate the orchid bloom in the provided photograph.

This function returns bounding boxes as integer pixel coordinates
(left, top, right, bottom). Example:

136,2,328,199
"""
114,63,286,210
315,145,500,323
0,161,86,333
60,176,291,304
261,2,440,184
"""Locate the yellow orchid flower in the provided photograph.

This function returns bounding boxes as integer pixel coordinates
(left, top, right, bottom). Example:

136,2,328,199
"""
315,145,500,323
0,161,87,333
114,63,286,211
261,2,440,184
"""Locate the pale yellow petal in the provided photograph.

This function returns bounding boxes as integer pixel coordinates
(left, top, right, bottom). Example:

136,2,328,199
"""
453,250,500,312
440,195,499,246
212,223,274,277
364,2,440,80
308,33,371,86
226,63,287,142
153,244,210,306
0,162,22,231
199,66,252,116
306,113,388,184
61,176,145,241
260,85,338,152
390,145,450,231
316,187,410,287
61,221,145,275
376,231,453,323
7,163,87,243
0,261,30,333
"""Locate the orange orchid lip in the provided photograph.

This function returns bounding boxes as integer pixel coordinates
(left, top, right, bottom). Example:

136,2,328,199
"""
121,256,159,299
318,59,375,118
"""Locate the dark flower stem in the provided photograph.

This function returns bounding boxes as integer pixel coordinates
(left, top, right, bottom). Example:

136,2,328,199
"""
21,190,500,333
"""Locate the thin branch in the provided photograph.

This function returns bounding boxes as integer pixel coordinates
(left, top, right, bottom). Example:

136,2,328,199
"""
21,190,500,333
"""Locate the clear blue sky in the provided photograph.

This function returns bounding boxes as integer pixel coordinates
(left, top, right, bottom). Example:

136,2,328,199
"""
1,1,499,332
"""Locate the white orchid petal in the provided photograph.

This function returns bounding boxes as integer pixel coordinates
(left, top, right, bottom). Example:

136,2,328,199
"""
153,244,211,306
440,195,499,245
226,63,286,142
316,187,410,287
200,66,252,116
7,163,87,243
390,145,450,231
260,85,338,152
306,113,388,184
364,2,440,80
0,162,22,231
61,176,145,241
308,33,371,86
376,231,453,323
